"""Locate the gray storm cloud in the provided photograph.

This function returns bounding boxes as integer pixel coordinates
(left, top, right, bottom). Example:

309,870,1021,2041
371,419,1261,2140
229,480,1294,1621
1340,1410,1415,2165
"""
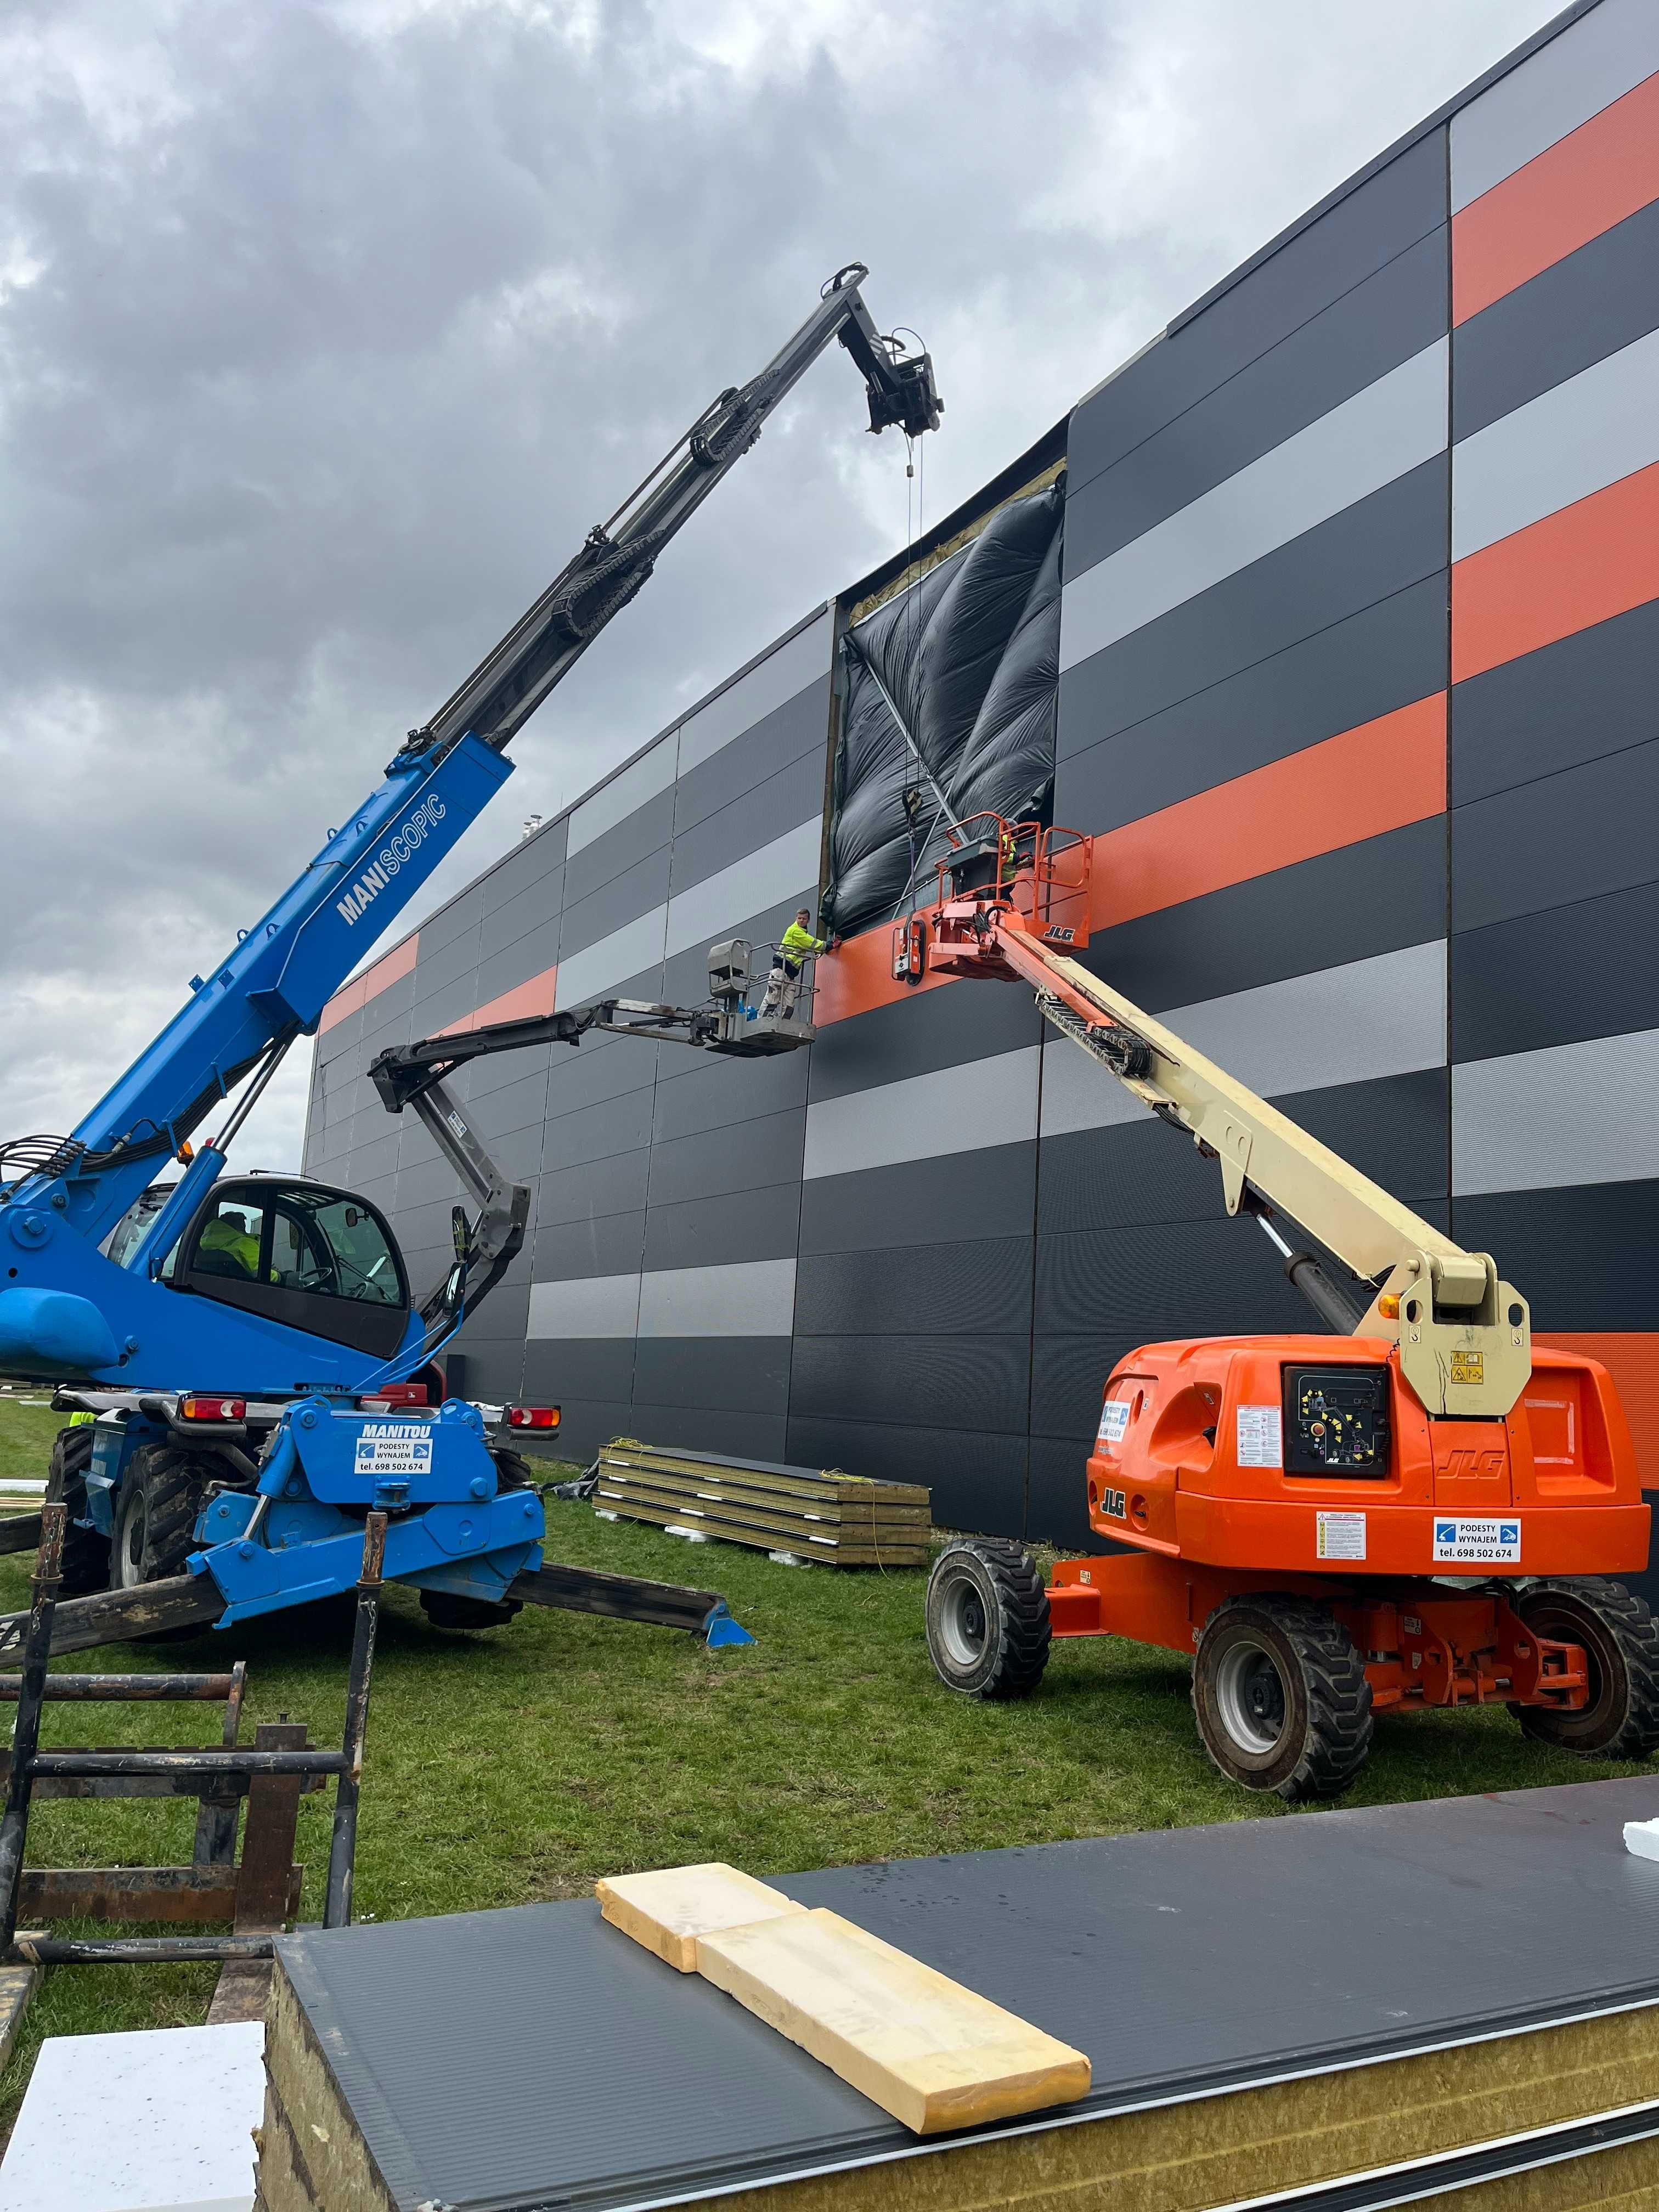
0,0,1555,1170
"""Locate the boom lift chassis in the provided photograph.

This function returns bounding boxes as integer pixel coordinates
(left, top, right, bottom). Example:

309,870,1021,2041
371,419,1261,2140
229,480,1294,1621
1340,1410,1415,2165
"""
911,819,1659,1797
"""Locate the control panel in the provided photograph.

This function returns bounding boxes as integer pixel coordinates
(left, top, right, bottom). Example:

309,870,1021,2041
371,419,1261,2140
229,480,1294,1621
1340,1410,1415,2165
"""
1283,1365,1391,1478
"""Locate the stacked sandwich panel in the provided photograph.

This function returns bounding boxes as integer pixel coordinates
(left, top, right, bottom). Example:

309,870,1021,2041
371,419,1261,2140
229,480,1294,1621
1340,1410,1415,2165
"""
595,1441,930,1566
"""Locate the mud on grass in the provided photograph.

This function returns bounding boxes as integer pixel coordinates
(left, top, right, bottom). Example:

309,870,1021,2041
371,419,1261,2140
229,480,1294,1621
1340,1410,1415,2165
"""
0,1394,1651,2134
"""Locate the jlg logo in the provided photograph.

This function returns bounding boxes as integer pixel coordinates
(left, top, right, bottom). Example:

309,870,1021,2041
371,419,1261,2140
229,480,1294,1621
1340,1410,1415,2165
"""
1045,926,1076,943
1442,1450,1508,1479
1098,1487,1127,1520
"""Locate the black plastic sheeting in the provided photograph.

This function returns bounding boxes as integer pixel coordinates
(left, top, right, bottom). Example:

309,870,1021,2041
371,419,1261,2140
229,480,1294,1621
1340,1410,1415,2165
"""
276,1775,1659,2211
825,481,1063,939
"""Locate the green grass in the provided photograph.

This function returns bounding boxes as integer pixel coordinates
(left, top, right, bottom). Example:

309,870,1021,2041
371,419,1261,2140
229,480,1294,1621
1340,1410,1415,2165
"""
0,1390,1650,2133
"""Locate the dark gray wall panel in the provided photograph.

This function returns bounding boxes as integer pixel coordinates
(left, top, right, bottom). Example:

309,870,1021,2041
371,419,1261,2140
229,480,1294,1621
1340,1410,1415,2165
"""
411,926,482,998
1286,1071,1449,1205
794,1237,1033,1338
798,1143,1037,1256
632,1338,791,1417
629,1406,788,1464
1066,132,1446,500
461,1280,530,1346
1452,879,1659,1064
481,870,563,963
1055,575,1446,835
1058,458,1448,758
1453,196,1659,441
557,848,670,961
482,819,566,913
668,752,823,898
540,1089,657,1173
415,886,484,958
652,1048,808,1144
465,1066,549,1142
523,1339,636,1403
475,919,560,1007
442,1338,526,1403
642,1183,801,1273
532,1209,645,1283
1032,1333,1151,1446
538,1148,651,1227
658,896,808,1009
786,1415,1026,1539
1452,735,1659,934
1080,820,1447,1015
673,684,828,835
1453,1181,1659,1330
1027,1437,1125,1553
468,1042,556,1102
1066,229,1448,579
562,787,675,909
645,1108,805,1208
809,983,1041,1104
544,1034,658,1122
1450,598,1659,809
1036,1218,1315,1341
791,1334,1029,1435
409,973,482,1037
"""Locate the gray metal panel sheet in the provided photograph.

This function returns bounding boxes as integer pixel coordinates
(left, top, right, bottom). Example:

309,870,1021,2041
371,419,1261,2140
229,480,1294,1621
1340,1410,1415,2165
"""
796,1141,1037,1256
1452,879,1659,1063
277,1775,1659,2212
1451,732,1659,934
1453,1178,1659,1329
1057,458,1447,758
1451,594,1659,808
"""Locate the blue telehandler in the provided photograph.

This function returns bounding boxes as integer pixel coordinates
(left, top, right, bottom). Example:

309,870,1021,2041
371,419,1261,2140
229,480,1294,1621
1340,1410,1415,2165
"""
0,266,940,1655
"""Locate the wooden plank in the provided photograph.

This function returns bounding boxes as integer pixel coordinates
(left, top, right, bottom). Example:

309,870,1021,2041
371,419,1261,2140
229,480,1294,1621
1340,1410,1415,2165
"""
695,1908,1091,2136
235,1721,308,1934
15,1863,302,1925
207,1957,273,2025
0,1962,38,2074
596,1863,803,1973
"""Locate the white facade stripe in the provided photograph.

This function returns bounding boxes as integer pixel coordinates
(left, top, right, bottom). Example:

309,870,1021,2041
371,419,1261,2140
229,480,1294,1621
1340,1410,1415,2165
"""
1452,1026,1659,1195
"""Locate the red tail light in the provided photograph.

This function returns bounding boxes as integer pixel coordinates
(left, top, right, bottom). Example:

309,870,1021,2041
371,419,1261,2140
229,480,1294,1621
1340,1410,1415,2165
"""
507,1405,561,1431
179,1396,246,1423
369,1383,428,1407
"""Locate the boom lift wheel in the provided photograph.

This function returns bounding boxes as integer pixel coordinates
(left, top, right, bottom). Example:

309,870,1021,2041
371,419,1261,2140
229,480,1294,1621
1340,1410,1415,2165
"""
1506,1578,1659,1760
46,1424,112,1596
110,1444,215,1590
1193,1596,1374,1801
925,1539,1050,1700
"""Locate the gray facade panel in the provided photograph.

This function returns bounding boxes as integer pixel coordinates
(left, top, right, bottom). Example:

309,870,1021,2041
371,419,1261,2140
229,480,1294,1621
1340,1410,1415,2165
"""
672,684,828,836
532,1209,646,1284
641,1184,802,1274
797,1143,1038,1257
631,1337,791,1417
1066,228,1448,579
1451,736,1659,935
1066,132,1446,499
522,1340,637,1403
557,847,672,962
545,1034,659,1123
807,981,1041,1104
1452,880,1659,1064
786,1415,1027,1539
628,1406,789,1463
477,918,560,1000
652,1049,809,1145
540,1088,657,1173
794,1237,1032,1338
1057,457,1448,758
668,752,825,899
563,787,675,910
1451,597,1659,809
537,1149,652,1227
644,1108,806,1209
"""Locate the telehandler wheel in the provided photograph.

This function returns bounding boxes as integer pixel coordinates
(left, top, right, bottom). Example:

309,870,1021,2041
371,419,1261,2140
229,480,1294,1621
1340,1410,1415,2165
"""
110,1446,212,1589
488,1446,537,1492
1507,1578,1659,1760
925,1539,1050,1700
1193,1596,1374,1801
46,1424,112,1595
419,1590,524,1632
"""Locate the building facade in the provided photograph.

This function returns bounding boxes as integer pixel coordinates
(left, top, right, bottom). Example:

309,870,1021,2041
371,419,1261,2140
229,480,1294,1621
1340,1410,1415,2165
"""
306,0,1659,1550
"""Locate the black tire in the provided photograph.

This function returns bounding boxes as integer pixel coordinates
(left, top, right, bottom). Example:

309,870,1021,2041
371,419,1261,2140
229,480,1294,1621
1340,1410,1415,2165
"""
1193,1596,1374,1801
1508,1578,1659,1760
110,1445,212,1589
924,1539,1050,1700
46,1425,112,1596
420,1589,523,1632
489,1446,537,1492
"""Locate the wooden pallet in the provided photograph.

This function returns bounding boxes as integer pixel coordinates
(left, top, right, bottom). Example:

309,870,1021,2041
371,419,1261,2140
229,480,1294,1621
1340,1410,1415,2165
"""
595,1442,931,1567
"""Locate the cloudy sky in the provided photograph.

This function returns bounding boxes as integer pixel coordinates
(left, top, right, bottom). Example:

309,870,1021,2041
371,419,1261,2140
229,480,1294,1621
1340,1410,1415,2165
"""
1,0,1561,1175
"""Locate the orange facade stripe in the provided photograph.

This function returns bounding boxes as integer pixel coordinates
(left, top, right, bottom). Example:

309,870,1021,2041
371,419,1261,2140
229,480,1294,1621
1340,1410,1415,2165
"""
433,963,558,1039
318,931,420,1033
1086,693,1446,932
1451,459,1659,683
1453,69,1659,324
1536,1333,1659,1494
816,696,1447,1024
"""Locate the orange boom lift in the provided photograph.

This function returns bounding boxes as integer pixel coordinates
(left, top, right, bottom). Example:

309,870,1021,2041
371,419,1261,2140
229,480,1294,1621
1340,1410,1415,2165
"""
914,819,1657,1797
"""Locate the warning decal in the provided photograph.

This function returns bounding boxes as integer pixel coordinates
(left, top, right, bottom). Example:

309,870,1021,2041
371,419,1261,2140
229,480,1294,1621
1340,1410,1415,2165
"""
353,1422,435,1478
1450,1351,1485,1387
1316,1511,1367,1561
1432,1516,1520,1566
1097,1398,1131,1449
1237,1404,1282,1469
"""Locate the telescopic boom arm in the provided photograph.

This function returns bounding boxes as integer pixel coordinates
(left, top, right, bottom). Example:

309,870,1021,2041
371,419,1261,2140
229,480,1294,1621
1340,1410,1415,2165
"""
934,891,1530,1422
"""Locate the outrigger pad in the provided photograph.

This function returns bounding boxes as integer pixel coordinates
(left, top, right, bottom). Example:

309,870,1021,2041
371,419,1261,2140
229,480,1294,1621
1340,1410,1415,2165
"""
702,1602,755,1649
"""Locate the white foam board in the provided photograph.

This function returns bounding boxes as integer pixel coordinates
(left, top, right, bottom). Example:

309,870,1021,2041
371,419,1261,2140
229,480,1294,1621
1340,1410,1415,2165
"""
1625,1818,1659,1864
0,2022,264,2212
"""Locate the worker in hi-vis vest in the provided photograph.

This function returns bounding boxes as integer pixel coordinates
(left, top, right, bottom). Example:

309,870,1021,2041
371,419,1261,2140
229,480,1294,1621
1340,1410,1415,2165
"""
198,1210,263,1279
761,909,827,1020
